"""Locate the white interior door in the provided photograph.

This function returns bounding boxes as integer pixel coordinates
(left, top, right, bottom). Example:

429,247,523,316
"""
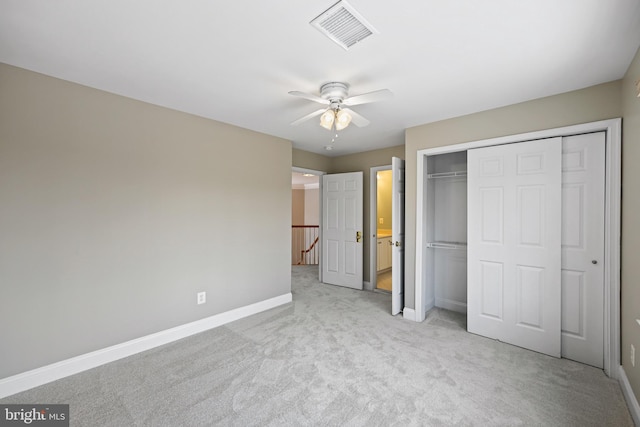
392,157,405,315
468,138,562,357
561,132,605,367
322,172,363,289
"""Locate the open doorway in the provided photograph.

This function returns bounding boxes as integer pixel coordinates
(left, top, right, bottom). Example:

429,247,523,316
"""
370,165,392,292
291,168,323,279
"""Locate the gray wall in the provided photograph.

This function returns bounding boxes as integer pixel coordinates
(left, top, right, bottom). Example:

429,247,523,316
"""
0,63,292,379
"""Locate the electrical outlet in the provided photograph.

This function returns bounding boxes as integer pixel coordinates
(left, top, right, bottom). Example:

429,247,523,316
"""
632,344,636,368
379,217,384,224
197,291,206,305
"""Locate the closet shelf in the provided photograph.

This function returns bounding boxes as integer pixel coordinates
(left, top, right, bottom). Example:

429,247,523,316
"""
426,241,467,250
427,171,467,179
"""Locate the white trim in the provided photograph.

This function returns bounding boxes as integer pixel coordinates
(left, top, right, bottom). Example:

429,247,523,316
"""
0,293,292,399
369,165,392,291
363,280,373,291
619,366,640,426
435,298,467,314
415,152,427,321
402,307,416,321
603,119,622,379
414,118,622,378
292,166,325,176
291,183,320,190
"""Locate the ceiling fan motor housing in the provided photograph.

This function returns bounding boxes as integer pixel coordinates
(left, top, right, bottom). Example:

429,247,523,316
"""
321,82,349,103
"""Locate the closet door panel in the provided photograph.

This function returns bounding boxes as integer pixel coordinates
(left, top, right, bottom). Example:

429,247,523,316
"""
560,132,605,368
516,265,545,329
480,187,504,244
468,138,562,358
517,185,545,247
480,261,504,321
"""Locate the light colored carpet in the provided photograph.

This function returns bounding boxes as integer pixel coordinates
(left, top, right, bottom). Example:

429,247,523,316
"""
1,265,633,426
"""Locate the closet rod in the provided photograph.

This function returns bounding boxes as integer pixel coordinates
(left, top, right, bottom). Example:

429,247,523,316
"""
427,171,467,179
426,242,467,250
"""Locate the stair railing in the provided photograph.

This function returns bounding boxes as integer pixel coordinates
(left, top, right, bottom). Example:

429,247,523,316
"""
292,225,319,265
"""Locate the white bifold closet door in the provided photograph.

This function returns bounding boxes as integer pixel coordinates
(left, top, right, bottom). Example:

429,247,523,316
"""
467,138,562,357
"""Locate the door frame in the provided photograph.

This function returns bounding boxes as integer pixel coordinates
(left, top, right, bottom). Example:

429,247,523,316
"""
369,165,392,291
391,157,406,316
292,167,326,281
414,118,621,378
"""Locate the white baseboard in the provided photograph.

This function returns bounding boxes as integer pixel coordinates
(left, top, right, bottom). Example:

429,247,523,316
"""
402,307,416,321
435,298,467,314
0,292,292,399
404,298,436,323
363,281,373,291
619,365,640,426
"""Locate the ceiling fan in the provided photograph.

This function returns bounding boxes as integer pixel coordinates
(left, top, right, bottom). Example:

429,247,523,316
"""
289,82,392,131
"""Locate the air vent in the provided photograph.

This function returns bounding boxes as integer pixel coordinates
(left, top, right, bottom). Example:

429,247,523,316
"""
310,0,378,50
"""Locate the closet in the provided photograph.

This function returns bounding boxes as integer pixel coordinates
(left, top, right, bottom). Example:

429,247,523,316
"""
422,132,606,368
424,150,468,314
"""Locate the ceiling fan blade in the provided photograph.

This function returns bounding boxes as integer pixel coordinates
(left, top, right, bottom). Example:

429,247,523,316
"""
288,91,330,105
290,108,328,126
343,89,393,106
342,108,370,127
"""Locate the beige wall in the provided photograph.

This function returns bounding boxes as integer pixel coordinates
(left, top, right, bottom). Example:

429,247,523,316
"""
291,189,305,225
404,80,622,312
292,148,332,173
621,46,640,402
0,63,292,379
304,188,320,225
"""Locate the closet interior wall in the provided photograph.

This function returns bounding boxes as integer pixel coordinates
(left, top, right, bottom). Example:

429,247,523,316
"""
425,151,468,313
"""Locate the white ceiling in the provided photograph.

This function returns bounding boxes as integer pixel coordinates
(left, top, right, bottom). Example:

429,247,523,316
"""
1,1,639,157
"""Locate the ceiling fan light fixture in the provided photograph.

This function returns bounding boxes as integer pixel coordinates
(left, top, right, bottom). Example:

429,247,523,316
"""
335,109,352,131
320,109,335,130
